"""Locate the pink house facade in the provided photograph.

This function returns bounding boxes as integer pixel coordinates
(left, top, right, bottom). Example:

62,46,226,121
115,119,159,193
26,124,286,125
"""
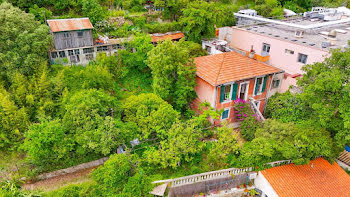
228,27,329,92
192,52,283,125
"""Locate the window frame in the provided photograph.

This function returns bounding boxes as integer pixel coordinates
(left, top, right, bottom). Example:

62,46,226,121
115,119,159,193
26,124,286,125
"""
297,53,308,64
238,81,250,101
77,31,83,37
272,79,280,89
221,108,230,120
262,43,271,55
83,47,95,54
222,84,233,103
58,51,66,58
254,76,264,96
51,52,58,59
97,46,108,52
85,53,94,61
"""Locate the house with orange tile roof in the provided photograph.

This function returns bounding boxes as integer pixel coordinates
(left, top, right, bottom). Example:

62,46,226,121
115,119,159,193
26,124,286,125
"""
255,158,350,197
193,51,284,124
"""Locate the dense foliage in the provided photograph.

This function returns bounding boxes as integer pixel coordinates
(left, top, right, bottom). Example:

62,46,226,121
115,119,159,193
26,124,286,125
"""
266,47,350,151
146,39,197,114
0,2,52,85
1,0,349,196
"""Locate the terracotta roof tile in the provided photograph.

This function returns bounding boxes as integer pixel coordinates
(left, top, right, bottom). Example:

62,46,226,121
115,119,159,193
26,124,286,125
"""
47,18,93,33
151,33,184,42
261,158,350,197
194,52,282,85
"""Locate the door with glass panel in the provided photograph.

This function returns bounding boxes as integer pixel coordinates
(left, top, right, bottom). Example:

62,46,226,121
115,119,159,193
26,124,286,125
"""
239,82,249,101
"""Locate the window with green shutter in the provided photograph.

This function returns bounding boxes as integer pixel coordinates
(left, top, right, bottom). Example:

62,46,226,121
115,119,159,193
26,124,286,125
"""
261,75,268,92
231,84,238,101
254,76,268,95
220,84,232,103
221,109,229,119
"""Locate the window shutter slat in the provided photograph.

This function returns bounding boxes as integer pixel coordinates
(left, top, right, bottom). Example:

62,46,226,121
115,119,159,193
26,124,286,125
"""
231,83,238,101
262,76,268,92
219,85,225,103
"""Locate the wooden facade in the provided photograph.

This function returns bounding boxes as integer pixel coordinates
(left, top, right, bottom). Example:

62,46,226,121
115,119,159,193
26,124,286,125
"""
53,30,93,50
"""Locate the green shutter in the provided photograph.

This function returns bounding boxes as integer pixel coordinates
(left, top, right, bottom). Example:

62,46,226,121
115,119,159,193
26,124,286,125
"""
231,83,238,101
219,85,225,103
262,76,268,92
254,79,259,95
222,109,229,119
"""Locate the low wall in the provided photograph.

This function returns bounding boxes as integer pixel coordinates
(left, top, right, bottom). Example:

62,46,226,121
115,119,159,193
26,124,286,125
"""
36,157,109,180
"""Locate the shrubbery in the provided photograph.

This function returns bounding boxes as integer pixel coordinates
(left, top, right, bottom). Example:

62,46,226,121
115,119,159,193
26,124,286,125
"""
234,99,262,141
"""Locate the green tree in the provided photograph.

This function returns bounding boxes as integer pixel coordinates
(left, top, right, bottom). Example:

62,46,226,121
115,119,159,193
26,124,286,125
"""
178,40,208,58
146,39,197,113
154,0,189,20
255,0,283,18
120,34,154,71
265,91,311,123
62,89,120,155
144,119,204,169
95,53,128,81
255,120,335,165
123,93,179,139
298,47,350,148
21,119,74,168
82,0,106,25
91,154,132,194
61,64,114,92
28,4,52,23
0,2,52,85
0,87,29,149
208,125,240,167
180,0,216,43
119,173,153,197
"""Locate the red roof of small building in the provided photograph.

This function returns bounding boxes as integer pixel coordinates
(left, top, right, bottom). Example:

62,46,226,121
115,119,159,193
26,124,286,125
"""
261,158,350,197
151,32,184,42
47,18,93,33
194,52,282,86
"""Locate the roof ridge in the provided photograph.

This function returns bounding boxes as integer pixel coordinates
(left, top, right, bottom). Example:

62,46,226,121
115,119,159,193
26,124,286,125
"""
215,53,227,85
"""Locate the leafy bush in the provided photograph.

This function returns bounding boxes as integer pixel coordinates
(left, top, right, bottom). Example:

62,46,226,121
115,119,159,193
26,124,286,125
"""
234,99,262,141
91,154,132,194
144,22,181,34
109,10,125,17
123,93,179,139
264,91,311,123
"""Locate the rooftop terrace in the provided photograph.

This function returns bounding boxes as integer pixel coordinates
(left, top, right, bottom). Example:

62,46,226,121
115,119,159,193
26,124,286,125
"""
235,12,350,50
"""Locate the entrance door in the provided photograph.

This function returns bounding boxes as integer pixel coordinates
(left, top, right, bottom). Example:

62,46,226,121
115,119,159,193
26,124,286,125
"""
239,82,249,100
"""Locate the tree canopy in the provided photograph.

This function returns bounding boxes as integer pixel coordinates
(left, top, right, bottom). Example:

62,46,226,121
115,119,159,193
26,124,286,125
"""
0,2,52,85
146,39,197,114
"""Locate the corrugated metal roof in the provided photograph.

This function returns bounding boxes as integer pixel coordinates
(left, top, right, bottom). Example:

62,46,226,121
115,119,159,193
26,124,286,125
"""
47,18,93,33
151,32,184,42
194,52,282,85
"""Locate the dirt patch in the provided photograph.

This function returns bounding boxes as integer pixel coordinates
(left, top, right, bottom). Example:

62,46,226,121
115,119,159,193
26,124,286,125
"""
22,167,96,191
